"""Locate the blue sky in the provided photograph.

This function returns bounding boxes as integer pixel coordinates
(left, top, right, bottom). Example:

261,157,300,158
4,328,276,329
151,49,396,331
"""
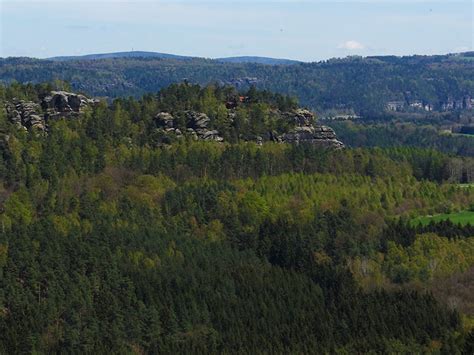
1,0,472,61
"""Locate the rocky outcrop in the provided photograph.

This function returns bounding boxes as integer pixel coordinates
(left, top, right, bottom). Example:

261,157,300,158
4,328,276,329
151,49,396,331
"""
284,108,315,126
154,112,182,137
185,111,223,142
186,111,210,130
281,125,344,149
155,112,175,129
5,91,98,132
199,129,223,141
6,100,45,131
154,111,224,142
5,92,342,148
279,109,344,149
153,109,343,148
42,91,98,119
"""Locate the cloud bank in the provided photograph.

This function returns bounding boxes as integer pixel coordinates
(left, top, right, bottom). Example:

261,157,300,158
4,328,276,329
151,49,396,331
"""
338,40,365,50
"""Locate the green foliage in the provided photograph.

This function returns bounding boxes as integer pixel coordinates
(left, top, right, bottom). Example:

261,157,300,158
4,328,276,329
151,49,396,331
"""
329,121,474,157
384,234,474,283
0,82,472,352
412,210,474,226
1,53,473,115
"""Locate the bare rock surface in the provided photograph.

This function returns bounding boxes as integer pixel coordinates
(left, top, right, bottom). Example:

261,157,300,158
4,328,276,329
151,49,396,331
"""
6,100,45,131
5,91,98,132
42,91,99,119
280,110,344,149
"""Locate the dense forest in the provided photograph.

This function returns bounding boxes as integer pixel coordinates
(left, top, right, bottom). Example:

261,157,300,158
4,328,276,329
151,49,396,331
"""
328,121,474,157
1,82,474,353
1,52,473,115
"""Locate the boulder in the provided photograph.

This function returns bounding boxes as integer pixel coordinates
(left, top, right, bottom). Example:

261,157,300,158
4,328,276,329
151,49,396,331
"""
285,109,315,126
5,91,98,132
267,130,282,143
179,111,224,141
200,130,224,142
186,111,210,130
6,100,45,131
155,112,175,128
42,91,98,115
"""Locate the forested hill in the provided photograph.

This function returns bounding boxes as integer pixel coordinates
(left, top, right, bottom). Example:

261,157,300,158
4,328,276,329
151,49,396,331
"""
48,51,196,62
48,51,300,65
1,82,344,148
1,52,473,115
1,82,474,353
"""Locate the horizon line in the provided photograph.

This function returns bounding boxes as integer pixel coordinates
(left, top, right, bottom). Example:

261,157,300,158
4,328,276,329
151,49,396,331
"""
1,49,472,64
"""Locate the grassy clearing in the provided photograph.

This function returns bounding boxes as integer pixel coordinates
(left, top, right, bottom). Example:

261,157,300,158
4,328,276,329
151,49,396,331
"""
411,210,474,226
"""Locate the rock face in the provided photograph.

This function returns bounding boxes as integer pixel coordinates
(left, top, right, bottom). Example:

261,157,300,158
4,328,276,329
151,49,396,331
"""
6,100,45,131
154,111,224,142
282,125,344,149
153,109,343,148
155,112,175,129
186,111,211,130
185,111,223,142
154,112,182,137
280,109,344,149
284,108,315,126
5,91,98,132
199,129,223,141
42,91,98,119
5,92,343,148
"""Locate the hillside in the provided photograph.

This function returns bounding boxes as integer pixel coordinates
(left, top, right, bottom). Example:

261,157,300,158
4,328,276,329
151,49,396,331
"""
215,56,300,65
1,82,474,353
48,51,196,62
48,51,300,66
1,52,473,116
1,83,344,148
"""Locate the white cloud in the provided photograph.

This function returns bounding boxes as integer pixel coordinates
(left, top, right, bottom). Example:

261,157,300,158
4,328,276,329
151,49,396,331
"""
338,40,365,50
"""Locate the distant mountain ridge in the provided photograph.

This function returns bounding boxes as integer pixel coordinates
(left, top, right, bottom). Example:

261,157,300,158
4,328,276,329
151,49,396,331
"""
215,56,300,65
48,51,196,62
1,51,472,115
48,51,300,65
